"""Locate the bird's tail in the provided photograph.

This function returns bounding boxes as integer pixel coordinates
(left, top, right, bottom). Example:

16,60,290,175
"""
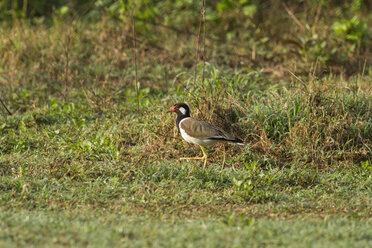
230,138,246,146
209,137,246,146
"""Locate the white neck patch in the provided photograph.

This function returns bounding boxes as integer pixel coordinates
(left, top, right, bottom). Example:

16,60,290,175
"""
179,107,186,115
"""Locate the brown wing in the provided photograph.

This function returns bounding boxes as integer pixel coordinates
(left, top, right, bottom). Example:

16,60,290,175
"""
180,118,235,140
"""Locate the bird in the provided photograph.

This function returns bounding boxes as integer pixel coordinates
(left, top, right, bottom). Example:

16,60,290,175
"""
169,103,245,168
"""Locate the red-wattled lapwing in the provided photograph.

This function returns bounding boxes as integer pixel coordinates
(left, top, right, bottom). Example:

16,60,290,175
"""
169,103,245,168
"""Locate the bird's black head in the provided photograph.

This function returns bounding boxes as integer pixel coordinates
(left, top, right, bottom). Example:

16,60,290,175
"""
168,103,190,118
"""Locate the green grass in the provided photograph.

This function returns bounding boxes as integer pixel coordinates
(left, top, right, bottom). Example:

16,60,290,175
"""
1,161,372,215
1,160,371,246
0,12,371,247
1,211,372,247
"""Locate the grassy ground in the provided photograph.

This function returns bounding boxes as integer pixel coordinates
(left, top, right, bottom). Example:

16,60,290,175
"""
1,211,372,247
0,11,372,247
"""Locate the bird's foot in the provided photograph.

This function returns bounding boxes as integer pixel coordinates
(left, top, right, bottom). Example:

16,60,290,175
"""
180,156,205,160
180,156,208,169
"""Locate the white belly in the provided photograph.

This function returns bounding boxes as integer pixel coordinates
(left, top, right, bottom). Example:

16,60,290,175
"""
180,128,218,146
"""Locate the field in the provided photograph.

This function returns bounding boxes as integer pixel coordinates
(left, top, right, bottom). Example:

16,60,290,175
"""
0,1,372,247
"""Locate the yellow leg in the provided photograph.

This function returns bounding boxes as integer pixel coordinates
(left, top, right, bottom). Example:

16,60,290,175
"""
180,145,208,168
200,145,208,168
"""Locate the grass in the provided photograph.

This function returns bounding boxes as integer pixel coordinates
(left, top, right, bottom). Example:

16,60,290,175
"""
0,12,371,247
1,211,372,247
1,162,372,246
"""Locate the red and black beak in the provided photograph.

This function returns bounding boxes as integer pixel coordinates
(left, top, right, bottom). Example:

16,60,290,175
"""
168,105,178,112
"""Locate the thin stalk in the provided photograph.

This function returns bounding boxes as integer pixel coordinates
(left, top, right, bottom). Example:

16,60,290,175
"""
0,96,12,115
193,6,202,86
201,0,206,86
132,12,140,112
